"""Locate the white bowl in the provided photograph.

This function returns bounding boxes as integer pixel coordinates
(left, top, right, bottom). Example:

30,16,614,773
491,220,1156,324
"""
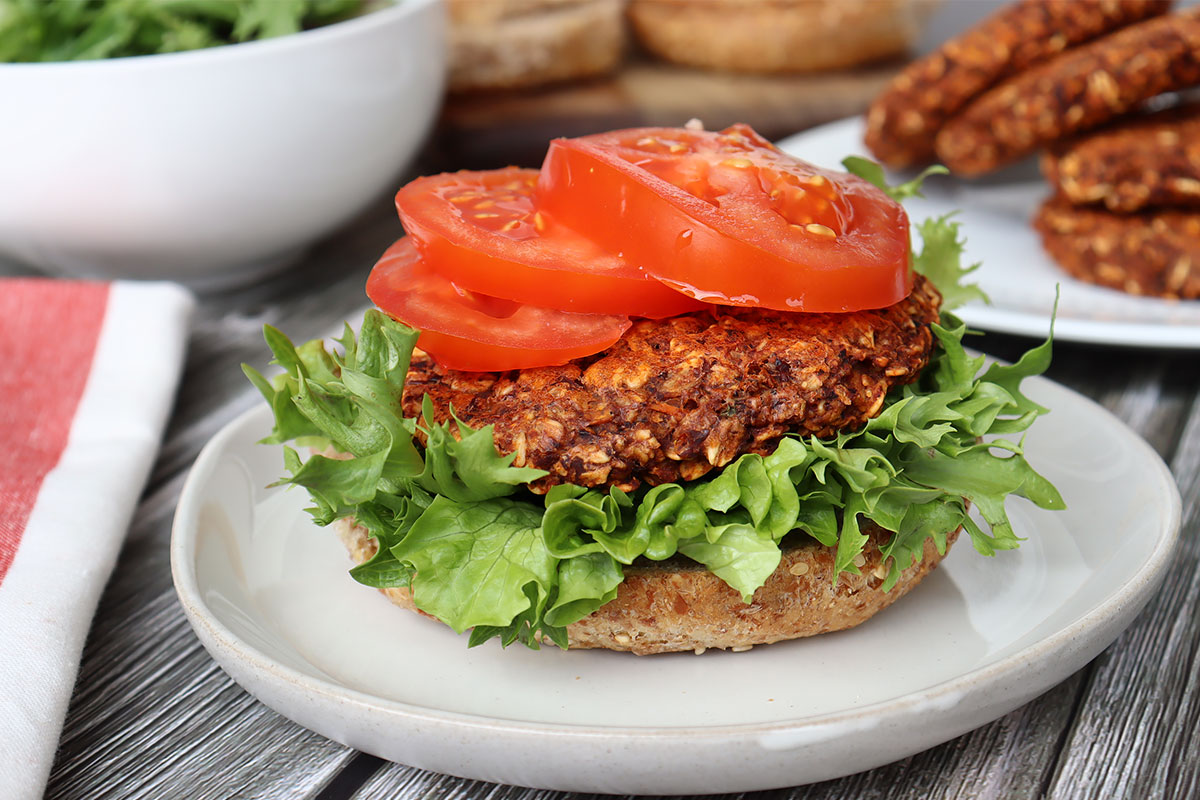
0,0,445,290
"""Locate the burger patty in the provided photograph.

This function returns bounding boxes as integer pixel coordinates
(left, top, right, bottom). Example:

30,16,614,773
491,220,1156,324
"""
402,275,942,492
1034,194,1200,299
935,8,1200,176
1041,102,1200,213
863,0,1166,169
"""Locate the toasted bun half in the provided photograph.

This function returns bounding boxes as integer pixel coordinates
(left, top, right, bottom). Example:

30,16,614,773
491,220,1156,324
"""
336,518,958,655
627,0,928,74
448,0,625,92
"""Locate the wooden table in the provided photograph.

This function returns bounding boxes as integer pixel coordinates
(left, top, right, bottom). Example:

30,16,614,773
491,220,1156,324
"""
17,146,1198,800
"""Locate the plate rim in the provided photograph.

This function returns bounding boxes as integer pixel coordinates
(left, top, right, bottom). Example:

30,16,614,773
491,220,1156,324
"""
776,116,1200,350
958,303,1200,349
171,374,1182,743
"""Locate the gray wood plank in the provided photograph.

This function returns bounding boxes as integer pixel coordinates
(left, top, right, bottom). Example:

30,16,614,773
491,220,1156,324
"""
1044,389,1200,800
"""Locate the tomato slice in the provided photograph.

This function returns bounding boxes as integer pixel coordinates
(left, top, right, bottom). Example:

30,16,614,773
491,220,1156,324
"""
534,124,912,313
366,238,632,372
394,167,706,318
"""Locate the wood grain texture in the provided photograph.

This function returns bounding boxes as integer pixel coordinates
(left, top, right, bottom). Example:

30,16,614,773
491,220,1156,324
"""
1044,390,1200,800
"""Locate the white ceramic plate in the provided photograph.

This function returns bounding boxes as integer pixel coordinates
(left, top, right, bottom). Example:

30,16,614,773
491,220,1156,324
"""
172,375,1180,795
777,117,1200,348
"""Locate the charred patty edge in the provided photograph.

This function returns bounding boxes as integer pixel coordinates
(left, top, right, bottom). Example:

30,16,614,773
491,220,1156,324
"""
403,275,942,492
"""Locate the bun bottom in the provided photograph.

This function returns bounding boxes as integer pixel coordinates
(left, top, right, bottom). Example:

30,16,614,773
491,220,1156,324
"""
336,519,958,655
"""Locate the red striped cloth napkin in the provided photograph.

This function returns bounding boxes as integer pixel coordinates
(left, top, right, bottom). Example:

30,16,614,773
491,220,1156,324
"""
0,278,193,800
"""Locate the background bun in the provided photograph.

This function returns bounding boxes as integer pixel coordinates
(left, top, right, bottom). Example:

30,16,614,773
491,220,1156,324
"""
627,0,932,74
447,0,625,92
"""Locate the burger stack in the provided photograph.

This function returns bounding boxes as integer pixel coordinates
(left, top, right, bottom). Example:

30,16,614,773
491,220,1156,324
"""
864,0,1200,300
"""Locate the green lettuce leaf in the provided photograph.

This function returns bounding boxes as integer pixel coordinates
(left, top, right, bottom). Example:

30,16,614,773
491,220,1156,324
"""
841,157,948,203
394,495,553,634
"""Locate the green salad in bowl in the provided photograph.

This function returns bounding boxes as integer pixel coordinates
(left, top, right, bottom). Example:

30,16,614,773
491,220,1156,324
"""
0,0,381,61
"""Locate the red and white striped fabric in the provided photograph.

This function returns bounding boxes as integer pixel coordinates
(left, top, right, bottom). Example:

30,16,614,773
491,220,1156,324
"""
0,278,193,800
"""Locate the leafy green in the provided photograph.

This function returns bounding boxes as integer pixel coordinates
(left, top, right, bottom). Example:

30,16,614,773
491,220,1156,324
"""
247,159,1063,650
0,0,368,62
912,216,988,311
393,496,554,635
842,157,948,203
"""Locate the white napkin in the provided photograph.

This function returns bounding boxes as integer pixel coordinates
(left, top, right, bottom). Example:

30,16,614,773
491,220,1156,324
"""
0,278,193,800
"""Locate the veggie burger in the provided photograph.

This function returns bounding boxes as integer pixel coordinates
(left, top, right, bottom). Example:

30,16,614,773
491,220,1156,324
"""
247,124,1063,655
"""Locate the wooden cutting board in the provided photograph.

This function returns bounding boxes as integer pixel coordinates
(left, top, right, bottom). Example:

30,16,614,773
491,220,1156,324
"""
430,58,902,169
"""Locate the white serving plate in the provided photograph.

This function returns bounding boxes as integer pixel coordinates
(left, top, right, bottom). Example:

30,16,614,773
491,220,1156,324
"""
171,371,1180,794
777,117,1200,348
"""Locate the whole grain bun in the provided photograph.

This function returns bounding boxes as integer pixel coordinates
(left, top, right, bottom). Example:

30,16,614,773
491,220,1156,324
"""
336,518,958,655
627,0,932,74
448,0,625,92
